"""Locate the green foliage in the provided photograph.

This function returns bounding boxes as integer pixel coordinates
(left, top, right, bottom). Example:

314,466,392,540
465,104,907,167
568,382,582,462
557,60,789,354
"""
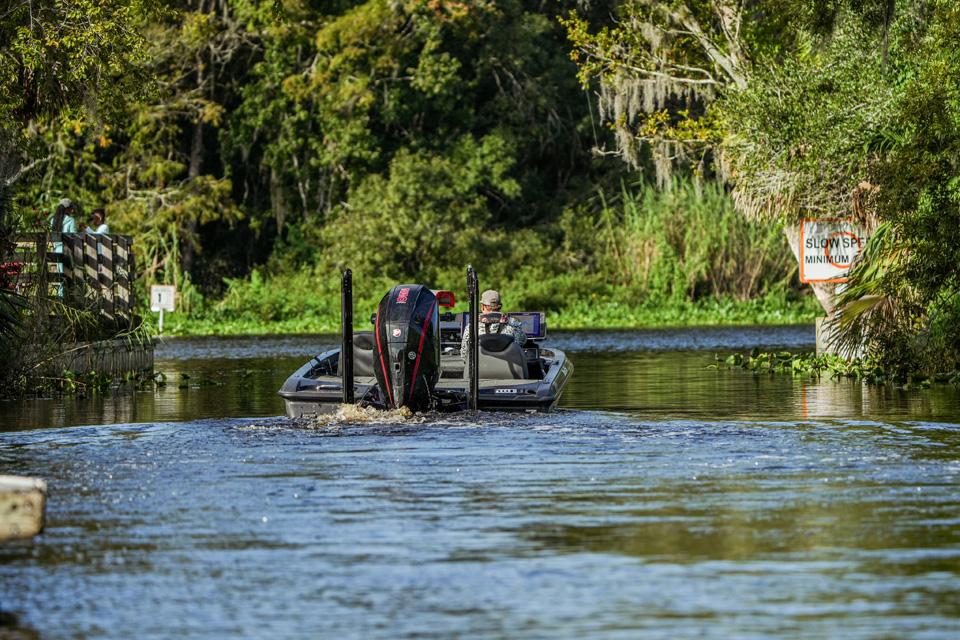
11,0,252,298
565,0,960,377
0,0,151,196
714,348,960,389
0,0,148,129
560,179,799,301
709,1,960,374
710,1,960,374
225,0,600,232
0,1,157,397
320,134,520,284
560,1,904,180
833,1,960,374
167,177,818,336
8,0,825,352
168,272,817,336
719,15,903,220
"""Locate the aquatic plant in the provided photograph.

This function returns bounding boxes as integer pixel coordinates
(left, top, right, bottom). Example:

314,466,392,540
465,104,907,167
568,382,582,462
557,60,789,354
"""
33,369,165,398
713,349,960,389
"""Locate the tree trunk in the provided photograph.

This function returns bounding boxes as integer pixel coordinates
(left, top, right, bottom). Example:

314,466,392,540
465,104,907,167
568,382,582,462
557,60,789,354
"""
270,166,286,235
181,50,206,277
181,121,203,277
783,226,865,358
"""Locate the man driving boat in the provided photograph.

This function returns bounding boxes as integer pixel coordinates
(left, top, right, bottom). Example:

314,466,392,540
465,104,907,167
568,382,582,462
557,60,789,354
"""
460,289,526,358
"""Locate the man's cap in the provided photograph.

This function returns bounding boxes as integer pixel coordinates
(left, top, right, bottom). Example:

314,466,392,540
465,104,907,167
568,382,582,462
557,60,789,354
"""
57,198,74,209
480,289,501,306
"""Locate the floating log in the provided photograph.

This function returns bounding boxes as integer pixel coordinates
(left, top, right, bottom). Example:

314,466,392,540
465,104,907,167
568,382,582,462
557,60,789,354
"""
0,475,47,541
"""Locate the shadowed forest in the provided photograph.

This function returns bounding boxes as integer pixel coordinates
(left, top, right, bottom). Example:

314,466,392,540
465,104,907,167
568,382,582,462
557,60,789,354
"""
2,0,960,379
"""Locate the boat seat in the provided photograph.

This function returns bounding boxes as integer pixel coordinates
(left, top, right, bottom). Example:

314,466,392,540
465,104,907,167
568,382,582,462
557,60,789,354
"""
354,332,374,350
463,333,529,379
344,331,375,378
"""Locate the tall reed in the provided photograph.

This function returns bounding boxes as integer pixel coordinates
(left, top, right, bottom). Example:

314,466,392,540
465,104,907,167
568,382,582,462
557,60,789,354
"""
591,179,797,301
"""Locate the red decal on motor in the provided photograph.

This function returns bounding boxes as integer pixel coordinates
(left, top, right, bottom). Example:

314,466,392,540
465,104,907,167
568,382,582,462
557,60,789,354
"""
408,302,435,403
397,287,410,304
392,328,401,337
375,311,394,407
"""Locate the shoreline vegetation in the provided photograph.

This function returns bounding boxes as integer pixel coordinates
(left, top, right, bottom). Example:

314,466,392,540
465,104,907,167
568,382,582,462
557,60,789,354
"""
161,178,819,336
715,350,960,389
164,291,821,337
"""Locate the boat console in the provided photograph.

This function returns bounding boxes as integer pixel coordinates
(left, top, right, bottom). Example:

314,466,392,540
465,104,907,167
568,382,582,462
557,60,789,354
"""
438,311,549,379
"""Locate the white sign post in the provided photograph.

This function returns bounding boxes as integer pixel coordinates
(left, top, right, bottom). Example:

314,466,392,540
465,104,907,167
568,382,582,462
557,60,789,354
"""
150,285,176,335
799,218,869,284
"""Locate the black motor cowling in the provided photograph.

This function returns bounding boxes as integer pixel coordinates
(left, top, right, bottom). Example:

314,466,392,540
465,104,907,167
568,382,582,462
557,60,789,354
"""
372,284,440,411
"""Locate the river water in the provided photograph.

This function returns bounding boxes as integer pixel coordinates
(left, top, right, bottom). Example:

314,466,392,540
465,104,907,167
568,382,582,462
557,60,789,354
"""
2,326,959,638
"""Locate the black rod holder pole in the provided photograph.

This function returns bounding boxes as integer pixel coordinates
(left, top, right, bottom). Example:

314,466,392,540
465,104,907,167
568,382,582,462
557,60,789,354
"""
467,265,479,410
341,268,354,404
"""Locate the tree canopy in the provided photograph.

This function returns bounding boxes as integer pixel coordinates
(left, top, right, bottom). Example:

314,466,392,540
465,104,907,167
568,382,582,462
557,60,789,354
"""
6,1,619,300
0,0,149,183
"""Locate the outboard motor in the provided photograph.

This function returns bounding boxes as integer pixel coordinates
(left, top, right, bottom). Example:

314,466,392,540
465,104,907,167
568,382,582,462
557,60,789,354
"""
372,284,440,411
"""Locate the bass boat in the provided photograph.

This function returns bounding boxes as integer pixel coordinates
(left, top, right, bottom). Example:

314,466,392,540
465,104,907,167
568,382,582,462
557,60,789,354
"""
279,267,573,416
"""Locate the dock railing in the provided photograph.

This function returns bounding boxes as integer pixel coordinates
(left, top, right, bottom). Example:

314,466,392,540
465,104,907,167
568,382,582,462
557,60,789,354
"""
9,233,137,331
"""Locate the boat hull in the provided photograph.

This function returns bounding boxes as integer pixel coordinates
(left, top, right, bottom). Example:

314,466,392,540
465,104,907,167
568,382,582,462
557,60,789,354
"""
278,348,573,417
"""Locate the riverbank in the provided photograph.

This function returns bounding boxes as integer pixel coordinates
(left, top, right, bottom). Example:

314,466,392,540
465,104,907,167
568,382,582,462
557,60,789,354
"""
161,291,821,337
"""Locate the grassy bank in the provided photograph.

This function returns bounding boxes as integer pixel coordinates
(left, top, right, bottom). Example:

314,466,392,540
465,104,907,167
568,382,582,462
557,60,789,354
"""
163,280,820,337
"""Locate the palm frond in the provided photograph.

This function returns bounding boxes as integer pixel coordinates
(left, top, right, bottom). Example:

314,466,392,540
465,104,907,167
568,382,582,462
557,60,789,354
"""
833,222,910,356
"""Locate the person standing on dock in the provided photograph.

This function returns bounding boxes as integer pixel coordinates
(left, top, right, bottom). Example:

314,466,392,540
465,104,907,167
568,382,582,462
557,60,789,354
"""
49,198,78,234
86,208,109,234
460,289,526,358
48,198,79,297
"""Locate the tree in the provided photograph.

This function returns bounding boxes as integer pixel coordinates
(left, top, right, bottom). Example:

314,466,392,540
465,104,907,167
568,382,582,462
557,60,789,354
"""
566,0,960,372
320,133,520,284
0,0,148,186
717,16,905,221
223,0,607,277
561,1,905,182
561,0,777,183
12,0,261,298
836,1,960,372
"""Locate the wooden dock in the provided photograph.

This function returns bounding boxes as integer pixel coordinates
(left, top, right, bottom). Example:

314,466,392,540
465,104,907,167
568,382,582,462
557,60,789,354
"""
0,476,47,541
11,232,137,331
5,233,153,379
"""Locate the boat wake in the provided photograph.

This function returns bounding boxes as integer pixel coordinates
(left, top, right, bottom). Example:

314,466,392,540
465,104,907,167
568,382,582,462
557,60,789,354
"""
288,405,599,437
313,403,417,426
